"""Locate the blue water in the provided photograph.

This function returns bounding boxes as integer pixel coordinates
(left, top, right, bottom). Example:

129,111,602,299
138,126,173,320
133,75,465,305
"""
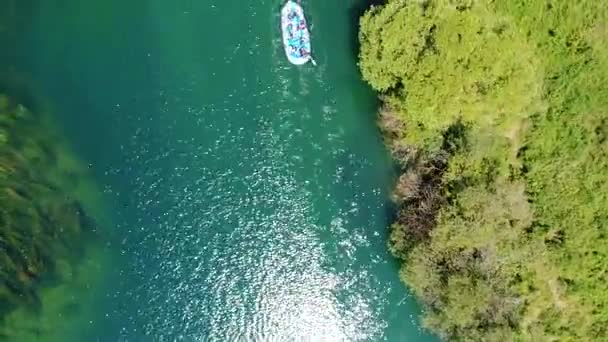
6,0,438,340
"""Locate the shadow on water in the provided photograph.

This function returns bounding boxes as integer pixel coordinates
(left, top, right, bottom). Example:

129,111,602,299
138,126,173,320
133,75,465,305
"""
0,0,44,113
0,70,50,122
0,0,37,60
344,0,405,275
343,0,386,124
347,0,386,59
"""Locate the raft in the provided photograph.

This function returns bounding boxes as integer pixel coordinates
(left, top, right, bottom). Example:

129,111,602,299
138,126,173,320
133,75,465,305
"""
281,1,316,66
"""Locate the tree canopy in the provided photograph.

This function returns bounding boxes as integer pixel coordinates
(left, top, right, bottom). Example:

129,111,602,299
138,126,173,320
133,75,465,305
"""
360,0,608,340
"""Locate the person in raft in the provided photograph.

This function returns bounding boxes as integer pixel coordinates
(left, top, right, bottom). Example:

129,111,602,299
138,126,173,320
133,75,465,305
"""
291,45,302,58
287,23,293,38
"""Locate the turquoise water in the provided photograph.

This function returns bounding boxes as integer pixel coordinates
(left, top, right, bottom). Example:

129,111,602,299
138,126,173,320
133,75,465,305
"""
8,0,438,340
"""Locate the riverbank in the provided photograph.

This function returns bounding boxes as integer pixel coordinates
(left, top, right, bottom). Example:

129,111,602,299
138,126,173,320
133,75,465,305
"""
359,1,608,340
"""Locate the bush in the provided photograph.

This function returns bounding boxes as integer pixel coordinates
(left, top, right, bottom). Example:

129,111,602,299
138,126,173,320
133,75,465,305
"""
360,0,608,340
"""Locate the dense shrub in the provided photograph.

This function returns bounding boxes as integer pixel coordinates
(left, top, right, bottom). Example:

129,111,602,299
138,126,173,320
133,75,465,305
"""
360,0,608,340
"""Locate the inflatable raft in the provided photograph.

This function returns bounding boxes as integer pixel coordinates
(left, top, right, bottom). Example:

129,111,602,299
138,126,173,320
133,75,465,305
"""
281,1,316,66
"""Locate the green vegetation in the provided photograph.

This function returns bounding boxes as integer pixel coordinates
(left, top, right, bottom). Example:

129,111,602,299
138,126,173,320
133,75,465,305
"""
0,93,98,336
360,0,608,340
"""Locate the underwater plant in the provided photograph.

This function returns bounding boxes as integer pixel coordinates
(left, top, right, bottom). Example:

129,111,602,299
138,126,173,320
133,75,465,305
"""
0,93,97,323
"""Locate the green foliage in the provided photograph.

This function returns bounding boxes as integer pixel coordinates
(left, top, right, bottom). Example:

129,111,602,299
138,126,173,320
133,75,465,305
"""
360,0,544,149
360,0,608,340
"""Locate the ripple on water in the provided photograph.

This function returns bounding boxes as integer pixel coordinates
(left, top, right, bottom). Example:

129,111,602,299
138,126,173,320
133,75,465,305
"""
116,97,391,340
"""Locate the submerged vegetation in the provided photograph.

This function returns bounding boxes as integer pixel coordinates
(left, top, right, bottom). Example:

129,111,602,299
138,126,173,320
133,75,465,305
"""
0,92,99,337
360,0,608,340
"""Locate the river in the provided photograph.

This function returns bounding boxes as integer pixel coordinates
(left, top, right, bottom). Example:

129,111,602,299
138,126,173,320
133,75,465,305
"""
4,0,437,340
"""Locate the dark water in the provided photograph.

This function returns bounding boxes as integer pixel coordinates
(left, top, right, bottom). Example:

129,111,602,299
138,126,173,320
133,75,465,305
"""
5,0,437,340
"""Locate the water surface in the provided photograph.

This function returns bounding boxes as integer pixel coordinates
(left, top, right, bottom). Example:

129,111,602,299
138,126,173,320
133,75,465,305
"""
8,0,438,340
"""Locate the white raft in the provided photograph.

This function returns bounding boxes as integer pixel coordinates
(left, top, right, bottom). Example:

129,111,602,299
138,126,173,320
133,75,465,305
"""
281,1,316,66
